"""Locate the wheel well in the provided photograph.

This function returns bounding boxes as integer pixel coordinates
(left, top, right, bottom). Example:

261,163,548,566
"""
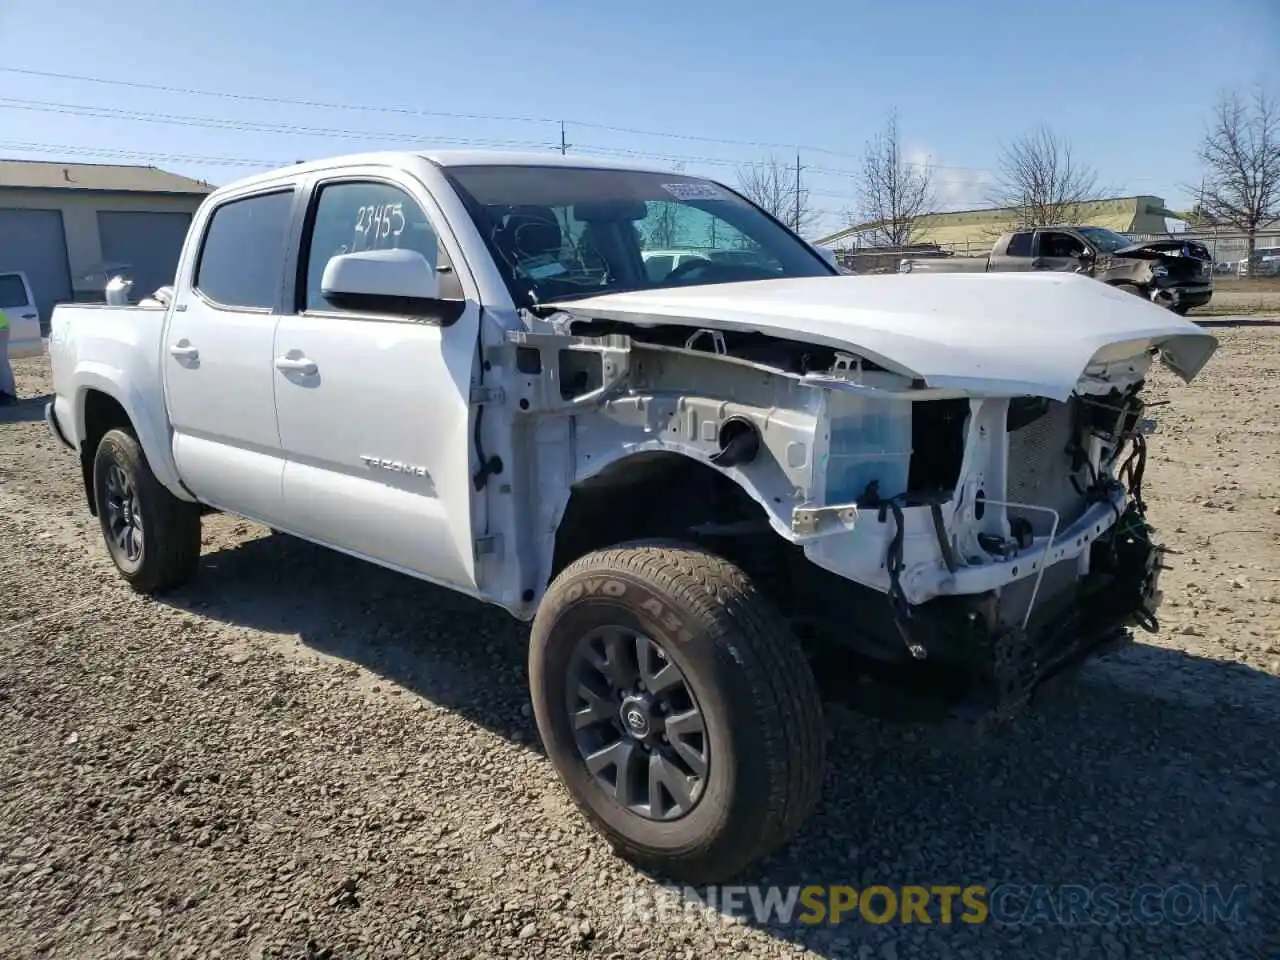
549,452,908,663
551,452,771,581
549,452,916,664
80,390,133,515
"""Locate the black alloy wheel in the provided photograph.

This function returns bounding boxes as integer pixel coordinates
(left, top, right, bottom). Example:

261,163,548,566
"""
567,625,709,821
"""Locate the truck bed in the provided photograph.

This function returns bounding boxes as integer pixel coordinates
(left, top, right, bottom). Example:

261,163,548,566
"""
900,255,989,274
47,302,171,453
49,303,169,368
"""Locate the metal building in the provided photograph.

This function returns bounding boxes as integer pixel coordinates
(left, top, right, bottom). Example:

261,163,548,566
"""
0,159,213,328
817,196,1184,255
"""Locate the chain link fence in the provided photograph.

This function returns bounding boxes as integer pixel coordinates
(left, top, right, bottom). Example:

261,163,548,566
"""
836,230,1280,276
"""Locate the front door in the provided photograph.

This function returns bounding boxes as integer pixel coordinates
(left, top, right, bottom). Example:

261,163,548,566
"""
271,174,481,590
163,187,297,522
1033,230,1090,273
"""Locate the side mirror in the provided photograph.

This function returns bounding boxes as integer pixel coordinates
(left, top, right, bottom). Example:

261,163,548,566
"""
321,248,440,304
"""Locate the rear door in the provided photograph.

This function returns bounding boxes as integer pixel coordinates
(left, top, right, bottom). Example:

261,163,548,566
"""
992,231,1035,272
163,186,299,523
0,271,42,357
271,170,481,589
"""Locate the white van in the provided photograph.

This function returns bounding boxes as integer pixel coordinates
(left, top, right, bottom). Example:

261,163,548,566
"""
0,271,44,358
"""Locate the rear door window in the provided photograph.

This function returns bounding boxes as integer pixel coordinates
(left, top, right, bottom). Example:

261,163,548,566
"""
194,190,295,310
1006,232,1033,257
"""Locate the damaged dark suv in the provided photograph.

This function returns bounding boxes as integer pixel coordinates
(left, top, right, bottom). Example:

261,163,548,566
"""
901,225,1215,315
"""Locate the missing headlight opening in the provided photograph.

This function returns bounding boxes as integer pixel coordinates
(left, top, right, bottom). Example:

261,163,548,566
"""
909,399,969,492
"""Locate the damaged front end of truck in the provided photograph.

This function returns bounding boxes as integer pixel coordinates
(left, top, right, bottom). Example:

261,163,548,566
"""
499,274,1218,718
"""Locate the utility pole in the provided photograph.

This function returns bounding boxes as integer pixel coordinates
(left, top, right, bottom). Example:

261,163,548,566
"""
794,150,801,233
560,121,569,156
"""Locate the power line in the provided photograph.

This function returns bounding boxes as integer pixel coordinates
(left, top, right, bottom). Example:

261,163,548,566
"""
0,93,993,186
0,139,285,168
0,138,859,232
0,97,557,150
0,67,554,125
0,65,997,174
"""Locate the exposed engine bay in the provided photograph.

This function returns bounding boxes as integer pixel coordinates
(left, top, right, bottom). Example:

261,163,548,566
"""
489,280,1199,715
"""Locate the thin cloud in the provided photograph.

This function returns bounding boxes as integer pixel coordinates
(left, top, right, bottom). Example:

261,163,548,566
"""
906,145,996,211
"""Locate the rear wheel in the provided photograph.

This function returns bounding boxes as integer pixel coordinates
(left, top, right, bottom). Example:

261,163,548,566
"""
92,428,202,593
529,541,824,883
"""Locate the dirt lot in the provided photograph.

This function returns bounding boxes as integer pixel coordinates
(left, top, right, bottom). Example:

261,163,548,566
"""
2,331,1278,960
1190,277,1280,317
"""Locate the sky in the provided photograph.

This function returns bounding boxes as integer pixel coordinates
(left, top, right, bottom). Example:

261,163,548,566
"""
1,0,1277,239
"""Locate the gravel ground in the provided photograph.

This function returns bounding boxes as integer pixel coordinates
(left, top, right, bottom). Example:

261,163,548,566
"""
1190,278,1280,317
2,330,1278,960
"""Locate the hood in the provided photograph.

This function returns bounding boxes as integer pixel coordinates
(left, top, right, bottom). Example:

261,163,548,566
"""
1111,238,1211,260
548,272,1218,402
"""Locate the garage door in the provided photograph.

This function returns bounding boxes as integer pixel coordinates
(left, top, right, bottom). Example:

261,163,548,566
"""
0,208,73,330
97,210,193,302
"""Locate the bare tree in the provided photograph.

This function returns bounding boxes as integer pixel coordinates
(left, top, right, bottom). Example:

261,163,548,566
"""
645,204,683,248
643,161,687,249
736,155,816,235
851,111,936,247
1195,86,1280,264
989,126,1104,227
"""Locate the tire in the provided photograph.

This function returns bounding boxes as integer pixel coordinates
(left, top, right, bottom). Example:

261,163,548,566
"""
529,540,824,883
92,428,202,593
1171,304,1191,316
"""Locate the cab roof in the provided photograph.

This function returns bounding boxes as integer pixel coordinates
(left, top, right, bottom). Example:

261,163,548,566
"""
213,149,677,195
422,149,670,173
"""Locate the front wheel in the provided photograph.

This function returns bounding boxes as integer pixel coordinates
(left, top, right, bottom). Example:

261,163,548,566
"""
92,428,202,593
529,541,824,883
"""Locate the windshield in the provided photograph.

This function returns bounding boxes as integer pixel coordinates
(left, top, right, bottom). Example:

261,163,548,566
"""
443,165,833,306
1076,227,1134,254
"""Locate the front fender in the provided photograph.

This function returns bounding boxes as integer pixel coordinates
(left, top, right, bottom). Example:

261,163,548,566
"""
532,417,813,613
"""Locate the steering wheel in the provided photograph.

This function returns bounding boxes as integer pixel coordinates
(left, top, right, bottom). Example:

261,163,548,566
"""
664,256,715,283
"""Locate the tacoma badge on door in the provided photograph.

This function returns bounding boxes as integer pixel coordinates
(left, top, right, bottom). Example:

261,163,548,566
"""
359,455,431,478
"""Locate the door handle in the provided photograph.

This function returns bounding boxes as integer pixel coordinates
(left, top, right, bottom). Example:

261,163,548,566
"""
275,355,318,376
20,312,36,320
1030,258,1051,269
169,343,199,360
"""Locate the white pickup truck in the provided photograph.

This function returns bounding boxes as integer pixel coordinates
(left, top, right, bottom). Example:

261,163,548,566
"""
46,150,1218,882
